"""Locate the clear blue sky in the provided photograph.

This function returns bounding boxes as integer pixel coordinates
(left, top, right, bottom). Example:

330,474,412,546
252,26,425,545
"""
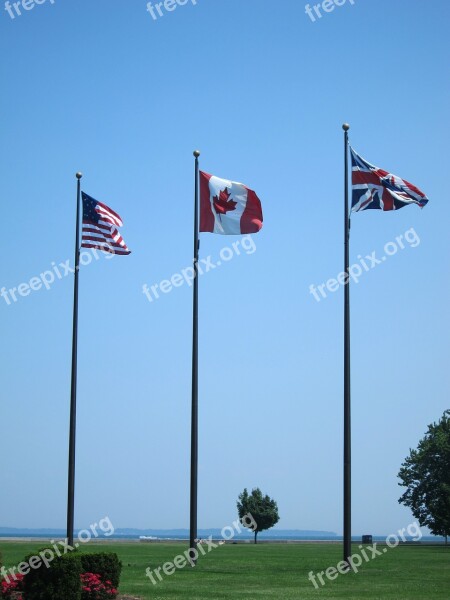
0,0,448,537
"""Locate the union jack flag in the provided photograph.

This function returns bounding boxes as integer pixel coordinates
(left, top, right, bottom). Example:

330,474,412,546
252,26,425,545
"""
81,192,131,255
350,147,429,212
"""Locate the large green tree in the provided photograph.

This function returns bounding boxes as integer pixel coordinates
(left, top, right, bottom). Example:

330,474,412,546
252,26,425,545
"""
398,410,450,544
237,487,280,544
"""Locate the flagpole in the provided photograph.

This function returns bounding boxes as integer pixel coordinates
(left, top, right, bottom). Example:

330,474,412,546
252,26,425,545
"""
342,123,352,566
189,150,200,565
67,171,82,547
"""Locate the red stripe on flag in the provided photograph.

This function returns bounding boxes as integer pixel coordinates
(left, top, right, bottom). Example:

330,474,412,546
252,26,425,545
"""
352,171,382,186
82,220,101,227
382,189,394,211
81,242,130,255
199,171,215,233
240,187,263,234
82,235,123,248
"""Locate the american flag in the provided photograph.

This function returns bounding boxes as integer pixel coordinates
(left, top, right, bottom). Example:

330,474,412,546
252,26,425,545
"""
350,147,429,212
81,192,131,255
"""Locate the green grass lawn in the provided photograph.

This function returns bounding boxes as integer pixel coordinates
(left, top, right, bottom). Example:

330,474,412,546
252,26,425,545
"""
1,541,449,599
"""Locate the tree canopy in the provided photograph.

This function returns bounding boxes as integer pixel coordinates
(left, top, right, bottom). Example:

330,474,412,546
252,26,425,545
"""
398,410,450,542
237,487,280,544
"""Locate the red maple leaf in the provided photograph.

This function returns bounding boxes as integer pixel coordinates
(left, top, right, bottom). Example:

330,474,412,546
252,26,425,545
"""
213,187,237,215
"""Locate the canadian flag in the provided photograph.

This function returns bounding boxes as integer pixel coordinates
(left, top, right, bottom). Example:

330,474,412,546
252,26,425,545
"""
200,171,263,235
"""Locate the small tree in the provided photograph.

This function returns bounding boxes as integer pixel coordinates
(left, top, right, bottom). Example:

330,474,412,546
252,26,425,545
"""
398,410,450,544
237,487,280,544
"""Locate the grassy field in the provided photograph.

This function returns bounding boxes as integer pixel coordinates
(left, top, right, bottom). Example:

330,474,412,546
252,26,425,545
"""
1,541,449,599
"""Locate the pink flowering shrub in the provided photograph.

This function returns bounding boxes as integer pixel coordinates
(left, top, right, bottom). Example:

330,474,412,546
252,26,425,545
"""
80,572,117,599
0,572,24,599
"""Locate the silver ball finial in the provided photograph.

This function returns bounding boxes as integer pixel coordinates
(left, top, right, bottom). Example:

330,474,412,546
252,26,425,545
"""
76,172,83,179
342,123,350,131
193,150,201,158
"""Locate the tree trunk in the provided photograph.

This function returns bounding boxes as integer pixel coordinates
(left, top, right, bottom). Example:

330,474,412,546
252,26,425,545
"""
254,531,258,544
